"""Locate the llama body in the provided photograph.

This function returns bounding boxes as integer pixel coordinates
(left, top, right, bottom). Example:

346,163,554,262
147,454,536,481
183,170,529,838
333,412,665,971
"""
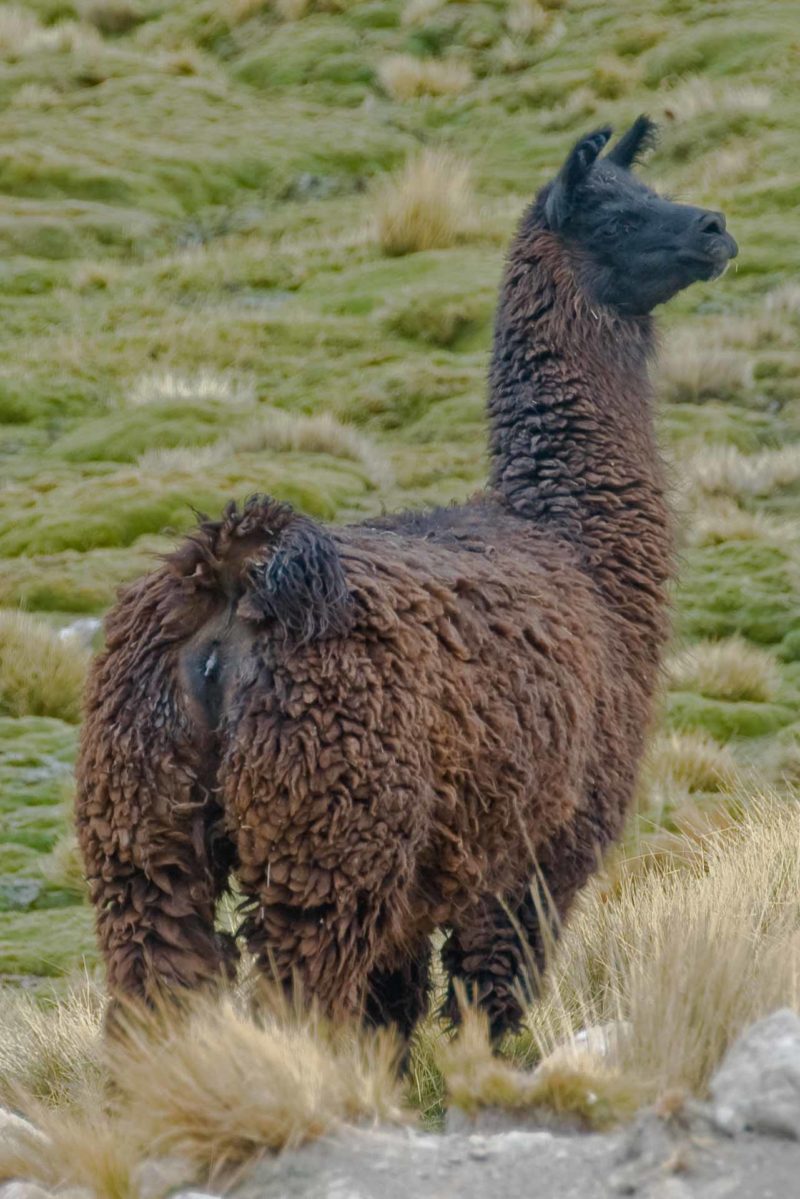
76,119,737,1040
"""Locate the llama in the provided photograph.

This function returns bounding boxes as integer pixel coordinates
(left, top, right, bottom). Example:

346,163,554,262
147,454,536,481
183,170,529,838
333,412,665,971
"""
76,118,737,1043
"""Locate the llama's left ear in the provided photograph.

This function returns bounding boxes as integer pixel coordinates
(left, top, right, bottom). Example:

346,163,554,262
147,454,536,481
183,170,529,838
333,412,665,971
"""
544,126,612,229
606,115,657,169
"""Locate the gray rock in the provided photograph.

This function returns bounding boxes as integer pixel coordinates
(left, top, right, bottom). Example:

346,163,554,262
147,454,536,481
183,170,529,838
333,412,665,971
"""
710,1009,800,1139
134,1157,195,1199
0,1184,54,1199
0,1108,49,1146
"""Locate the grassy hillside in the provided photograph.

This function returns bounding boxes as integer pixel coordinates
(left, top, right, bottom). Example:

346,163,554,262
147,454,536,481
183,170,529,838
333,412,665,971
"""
0,0,798,987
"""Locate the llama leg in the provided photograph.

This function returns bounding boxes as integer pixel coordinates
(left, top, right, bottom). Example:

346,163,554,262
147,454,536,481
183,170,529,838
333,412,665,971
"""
441,896,533,1043
76,572,238,1015
82,800,237,1022
364,938,433,1044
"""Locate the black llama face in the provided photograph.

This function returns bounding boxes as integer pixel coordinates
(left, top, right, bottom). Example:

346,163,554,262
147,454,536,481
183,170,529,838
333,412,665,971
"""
539,116,739,315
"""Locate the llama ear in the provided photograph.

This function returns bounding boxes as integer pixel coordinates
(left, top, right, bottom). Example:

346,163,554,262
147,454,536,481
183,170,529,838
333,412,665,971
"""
606,115,657,169
544,126,612,229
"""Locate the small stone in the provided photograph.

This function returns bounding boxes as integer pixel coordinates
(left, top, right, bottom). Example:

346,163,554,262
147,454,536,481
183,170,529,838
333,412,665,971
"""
710,1009,800,1139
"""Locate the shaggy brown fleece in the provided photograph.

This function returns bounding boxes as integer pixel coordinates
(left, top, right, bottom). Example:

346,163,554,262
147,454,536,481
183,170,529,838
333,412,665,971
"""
77,122,728,1042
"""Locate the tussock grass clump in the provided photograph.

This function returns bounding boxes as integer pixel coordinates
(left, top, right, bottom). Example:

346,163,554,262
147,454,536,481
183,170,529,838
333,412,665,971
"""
659,329,753,404
763,283,800,319
439,1008,640,1130
667,637,780,703
0,990,406,1189
505,0,549,41
0,9,102,57
136,443,227,475
378,54,472,100
373,149,477,256
685,444,800,500
225,408,389,484
110,997,406,1171
0,610,89,723
686,500,798,550
128,370,255,409
661,76,772,122
0,982,104,1110
637,731,739,833
528,798,800,1102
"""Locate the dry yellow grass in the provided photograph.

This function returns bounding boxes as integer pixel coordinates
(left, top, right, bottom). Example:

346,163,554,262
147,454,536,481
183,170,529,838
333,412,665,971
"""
684,443,800,500
110,996,406,1175
0,610,89,723
0,982,104,1109
667,637,780,703
505,0,550,40
373,149,476,256
658,328,753,404
378,54,472,100
0,8,102,57
0,989,406,1190
639,730,739,806
763,282,800,319
522,797,800,1102
127,369,255,408
225,407,389,483
135,443,227,475
661,77,772,122
685,499,799,549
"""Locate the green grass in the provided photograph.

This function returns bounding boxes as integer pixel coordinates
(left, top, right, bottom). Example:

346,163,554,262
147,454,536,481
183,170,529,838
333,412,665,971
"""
0,0,797,988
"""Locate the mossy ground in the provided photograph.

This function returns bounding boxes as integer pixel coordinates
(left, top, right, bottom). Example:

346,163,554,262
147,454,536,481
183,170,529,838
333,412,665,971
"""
0,0,797,993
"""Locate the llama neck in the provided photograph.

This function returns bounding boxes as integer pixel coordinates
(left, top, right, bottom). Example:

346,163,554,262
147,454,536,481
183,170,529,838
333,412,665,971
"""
488,228,674,646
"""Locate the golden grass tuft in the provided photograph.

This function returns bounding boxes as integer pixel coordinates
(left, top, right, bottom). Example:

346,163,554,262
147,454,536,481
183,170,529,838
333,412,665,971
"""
135,443,227,475
373,149,477,256
0,610,89,723
127,369,255,408
527,796,800,1102
0,981,104,1110
763,282,800,319
0,989,406,1190
0,8,102,57
378,54,472,101
684,443,800,500
439,1008,639,1129
661,77,772,122
658,328,753,404
225,407,389,484
641,730,739,802
505,0,550,40
685,499,799,549
667,637,781,704
110,995,406,1175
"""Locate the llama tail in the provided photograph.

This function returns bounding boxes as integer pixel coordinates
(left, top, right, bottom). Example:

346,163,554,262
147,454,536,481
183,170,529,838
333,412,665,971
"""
172,495,354,644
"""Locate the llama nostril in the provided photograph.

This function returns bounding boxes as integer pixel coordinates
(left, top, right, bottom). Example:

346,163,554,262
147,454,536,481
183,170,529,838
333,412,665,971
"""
698,211,726,237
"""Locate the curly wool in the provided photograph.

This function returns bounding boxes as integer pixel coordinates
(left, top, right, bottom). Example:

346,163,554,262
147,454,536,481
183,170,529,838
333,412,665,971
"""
76,231,674,1045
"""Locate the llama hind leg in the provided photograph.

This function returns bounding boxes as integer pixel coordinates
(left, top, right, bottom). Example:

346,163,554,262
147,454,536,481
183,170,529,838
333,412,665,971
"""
365,938,433,1045
80,796,238,1027
441,896,534,1043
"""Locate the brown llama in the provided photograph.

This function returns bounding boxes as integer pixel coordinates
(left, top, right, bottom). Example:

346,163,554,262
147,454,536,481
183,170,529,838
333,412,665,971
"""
76,118,737,1043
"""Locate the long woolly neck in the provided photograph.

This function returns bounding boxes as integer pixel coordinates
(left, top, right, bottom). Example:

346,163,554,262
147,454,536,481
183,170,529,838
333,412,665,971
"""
488,226,674,649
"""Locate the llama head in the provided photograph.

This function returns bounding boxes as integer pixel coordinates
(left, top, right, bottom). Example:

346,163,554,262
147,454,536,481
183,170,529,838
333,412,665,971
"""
537,116,738,315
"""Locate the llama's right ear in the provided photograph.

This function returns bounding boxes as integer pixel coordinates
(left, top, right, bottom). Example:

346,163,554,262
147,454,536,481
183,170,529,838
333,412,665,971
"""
544,126,612,230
